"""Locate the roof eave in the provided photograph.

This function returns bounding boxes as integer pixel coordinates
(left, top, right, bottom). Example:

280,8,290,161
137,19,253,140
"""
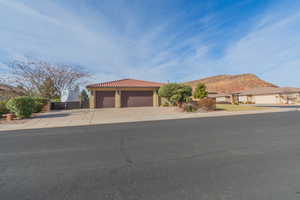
86,86,162,89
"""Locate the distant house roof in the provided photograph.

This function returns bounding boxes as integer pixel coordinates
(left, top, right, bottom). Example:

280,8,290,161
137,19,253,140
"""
238,87,300,96
207,90,218,94
0,84,25,94
87,78,164,88
208,93,232,98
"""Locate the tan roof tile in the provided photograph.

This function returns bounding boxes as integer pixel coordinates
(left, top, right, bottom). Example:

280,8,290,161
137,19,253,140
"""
87,78,164,88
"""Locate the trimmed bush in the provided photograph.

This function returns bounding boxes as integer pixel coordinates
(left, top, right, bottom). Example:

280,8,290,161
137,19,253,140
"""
158,83,192,106
0,101,9,117
197,98,216,111
6,96,35,119
32,97,49,113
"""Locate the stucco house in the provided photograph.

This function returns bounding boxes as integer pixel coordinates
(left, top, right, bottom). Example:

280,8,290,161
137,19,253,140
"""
237,87,300,104
209,93,232,104
212,87,300,104
86,79,163,108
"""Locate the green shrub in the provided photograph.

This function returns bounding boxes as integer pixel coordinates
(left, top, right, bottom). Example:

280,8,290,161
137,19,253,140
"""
193,83,208,99
162,101,170,107
158,83,192,106
52,97,61,102
6,96,35,119
32,97,48,113
0,101,9,117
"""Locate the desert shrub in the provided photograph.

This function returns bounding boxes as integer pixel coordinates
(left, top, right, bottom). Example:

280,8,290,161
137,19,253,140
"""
32,97,49,113
158,83,192,106
6,96,35,119
52,97,61,102
182,102,198,112
197,98,216,111
0,101,9,117
193,83,208,99
162,101,170,107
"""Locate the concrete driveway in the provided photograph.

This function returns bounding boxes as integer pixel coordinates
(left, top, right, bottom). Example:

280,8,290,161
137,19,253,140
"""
0,106,297,131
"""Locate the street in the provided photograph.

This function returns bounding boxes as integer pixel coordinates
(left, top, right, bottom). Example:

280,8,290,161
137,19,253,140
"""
1,111,300,199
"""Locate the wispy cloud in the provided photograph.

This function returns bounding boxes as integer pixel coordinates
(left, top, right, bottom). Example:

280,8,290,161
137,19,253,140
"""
0,0,300,86
217,9,300,86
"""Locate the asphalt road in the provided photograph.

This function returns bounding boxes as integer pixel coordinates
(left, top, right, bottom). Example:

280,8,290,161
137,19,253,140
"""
1,111,300,200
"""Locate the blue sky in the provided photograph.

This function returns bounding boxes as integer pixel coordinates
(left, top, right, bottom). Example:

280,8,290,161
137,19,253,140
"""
1,0,300,86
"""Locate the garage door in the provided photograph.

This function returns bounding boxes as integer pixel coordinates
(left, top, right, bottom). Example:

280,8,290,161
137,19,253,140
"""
121,91,153,107
95,91,115,108
254,95,278,104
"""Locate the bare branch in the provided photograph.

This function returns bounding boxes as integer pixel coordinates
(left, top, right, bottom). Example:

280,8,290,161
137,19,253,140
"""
8,59,90,100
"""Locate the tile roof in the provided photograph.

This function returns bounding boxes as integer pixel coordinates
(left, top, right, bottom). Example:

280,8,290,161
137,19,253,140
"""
87,78,164,88
238,87,300,96
208,93,232,98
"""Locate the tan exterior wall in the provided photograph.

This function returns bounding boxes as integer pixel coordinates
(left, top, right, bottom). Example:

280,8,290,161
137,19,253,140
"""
216,96,231,103
115,90,121,108
88,87,160,108
278,93,300,104
253,95,279,104
89,90,95,108
238,93,300,104
153,90,159,107
216,97,226,102
238,96,248,103
218,92,300,105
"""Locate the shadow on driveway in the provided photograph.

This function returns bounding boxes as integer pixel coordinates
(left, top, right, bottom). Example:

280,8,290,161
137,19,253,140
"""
32,113,71,119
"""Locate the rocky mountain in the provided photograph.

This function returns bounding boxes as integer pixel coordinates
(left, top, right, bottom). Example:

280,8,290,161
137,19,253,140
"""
184,74,278,94
0,84,25,100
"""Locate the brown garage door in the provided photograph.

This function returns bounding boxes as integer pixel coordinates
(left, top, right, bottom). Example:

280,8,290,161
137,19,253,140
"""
121,91,153,107
95,91,115,108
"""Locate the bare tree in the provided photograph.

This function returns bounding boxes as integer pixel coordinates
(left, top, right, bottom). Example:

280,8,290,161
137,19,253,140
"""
9,59,90,100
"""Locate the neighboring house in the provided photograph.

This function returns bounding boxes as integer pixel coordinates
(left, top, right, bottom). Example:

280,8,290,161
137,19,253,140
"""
237,87,300,104
86,79,163,108
209,93,232,103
